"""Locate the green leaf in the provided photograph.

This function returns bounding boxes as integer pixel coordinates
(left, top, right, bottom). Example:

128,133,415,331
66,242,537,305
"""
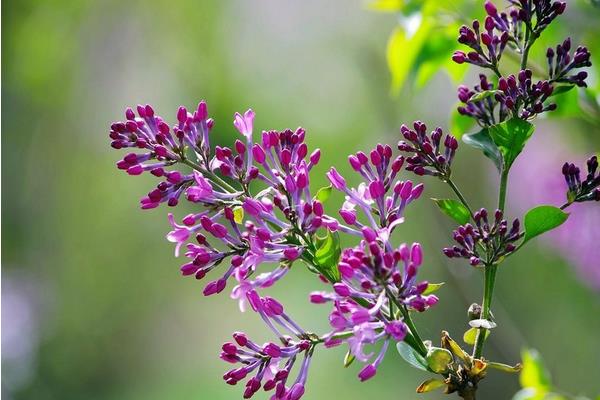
462,128,503,172
520,349,552,391
416,378,446,393
387,19,433,95
488,361,522,373
343,350,355,367
468,90,501,102
549,85,575,97
313,230,342,282
522,205,569,245
432,198,471,225
487,118,535,170
422,282,444,295
397,341,428,371
463,327,489,345
426,347,453,373
314,185,332,203
232,207,244,224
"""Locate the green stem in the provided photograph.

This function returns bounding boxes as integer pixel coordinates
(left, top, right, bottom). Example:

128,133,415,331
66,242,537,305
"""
399,304,428,356
472,264,497,359
446,178,476,221
498,167,509,212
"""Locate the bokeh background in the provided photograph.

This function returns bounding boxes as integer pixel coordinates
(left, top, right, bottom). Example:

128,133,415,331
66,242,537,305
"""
3,0,600,399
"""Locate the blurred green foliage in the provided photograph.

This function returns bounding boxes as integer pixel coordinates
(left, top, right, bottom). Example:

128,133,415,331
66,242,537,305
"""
2,1,600,399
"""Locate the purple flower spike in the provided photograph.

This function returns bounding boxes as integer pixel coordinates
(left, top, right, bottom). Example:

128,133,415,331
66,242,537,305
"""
443,208,522,265
547,38,592,87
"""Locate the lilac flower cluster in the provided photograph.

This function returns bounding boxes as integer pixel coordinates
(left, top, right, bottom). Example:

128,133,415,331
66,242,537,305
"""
452,0,591,127
221,291,314,399
547,38,592,87
562,156,600,204
109,102,438,399
397,122,459,179
443,209,522,266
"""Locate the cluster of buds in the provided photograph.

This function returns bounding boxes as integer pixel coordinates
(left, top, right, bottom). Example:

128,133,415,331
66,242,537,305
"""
547,38,592,87
457,75,500,126
452,7,510,71
516,0,567,32
495,70,556,119
562,156,600,204
443,209,522,266
328,144,423,233
110,102,217,208
221,291,315,399
397,121,459,179
311,240,437,381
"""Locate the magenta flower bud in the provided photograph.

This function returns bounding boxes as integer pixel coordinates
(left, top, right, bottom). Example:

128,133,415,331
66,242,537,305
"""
309,292,328,304
235,140,246,155
312,201,323,216
296,172,308,189
127,165,143,175
368,181,385,199
411,243,423,266
203,279,226,296
210,223,228,238
358,364,377,382
251,144,266,164
180,263,200,276
233,332,248,346
361,226,377,243
348,155,362,171
281,149,292,166
309,149,321,165
370,149,382,165
391,156,405,172
399,180,413,200
339,209,357,225
283,247,301,260
484,0,497,15
452,51,467,64
263,343,282,358
326,167,346,190
333,283,352,297
243,198,263,216
288,383,305,400
222,342,238,355
177,106,188,123
263,296,284,315
411,183,424,200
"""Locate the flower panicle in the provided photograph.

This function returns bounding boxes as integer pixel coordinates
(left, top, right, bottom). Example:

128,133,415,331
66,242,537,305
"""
562,155,600,203
443,208,522,266
398,121,458,179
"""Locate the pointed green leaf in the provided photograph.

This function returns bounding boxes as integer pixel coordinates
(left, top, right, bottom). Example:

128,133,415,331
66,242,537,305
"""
523,205,569,244
314,185,332,203
387,19,433,95
422,282,444,295
462,128,503,171
468,90,501,102
488,361,522,373
432,198,470,225
549,84,575,97
343,350,355,368
314,230,342,282
397,341,428,371
520,349,552,391
487,118,535,170
463,327,489,345
416,378,446,393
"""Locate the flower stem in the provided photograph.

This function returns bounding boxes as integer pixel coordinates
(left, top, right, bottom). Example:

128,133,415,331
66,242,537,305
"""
446,178,476,221
472,165,509,359
399,303,428,356
472,263,497,358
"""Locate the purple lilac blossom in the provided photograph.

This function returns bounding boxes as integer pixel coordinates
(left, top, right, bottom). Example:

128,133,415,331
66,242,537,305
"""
109,102,437,398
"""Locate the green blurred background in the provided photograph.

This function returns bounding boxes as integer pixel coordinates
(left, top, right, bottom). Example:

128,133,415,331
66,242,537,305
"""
2,0,600,399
